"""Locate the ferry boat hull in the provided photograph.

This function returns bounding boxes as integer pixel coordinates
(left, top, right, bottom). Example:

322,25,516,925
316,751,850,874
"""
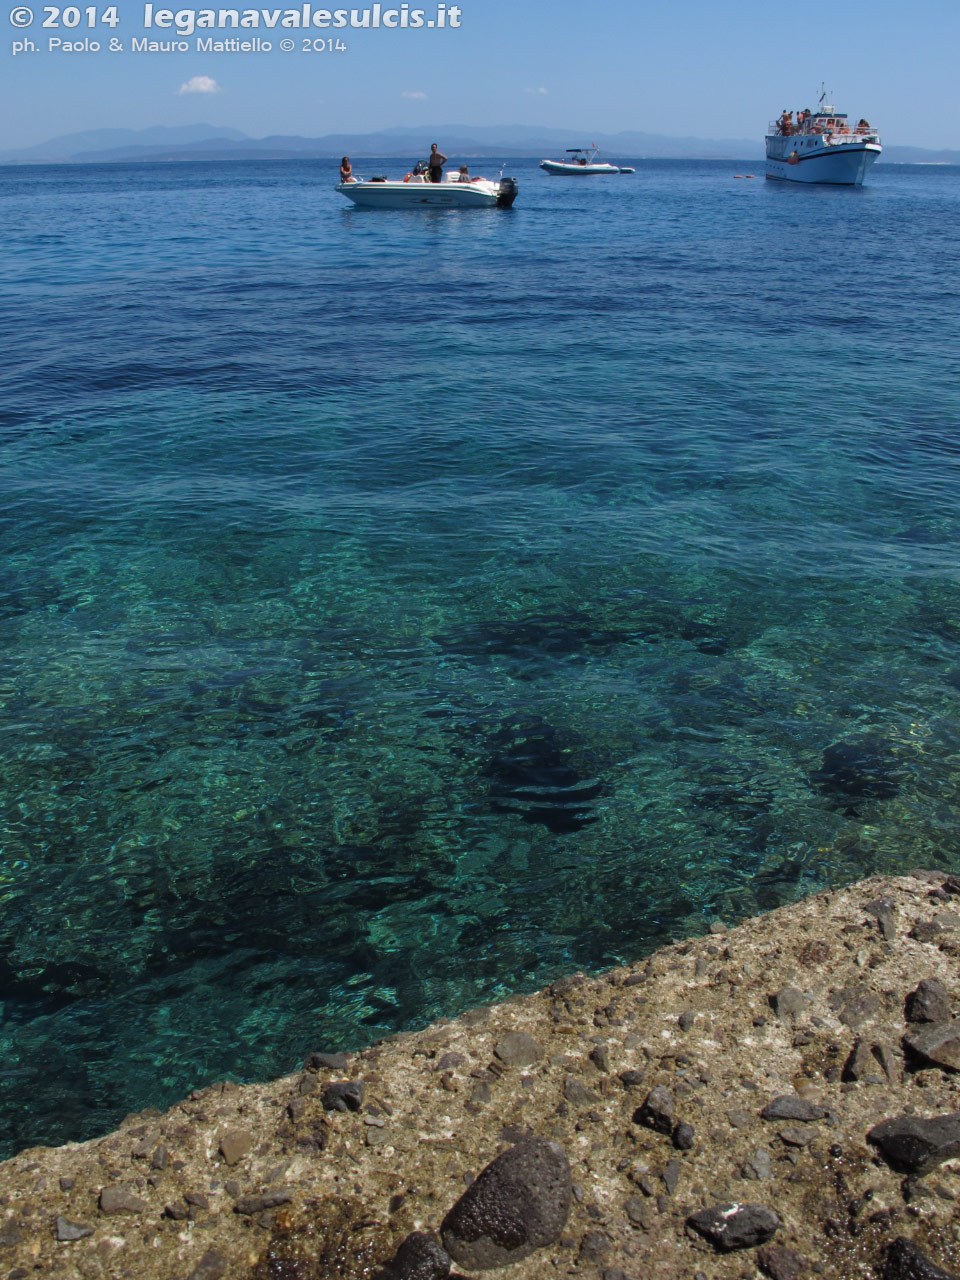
765,139,881,185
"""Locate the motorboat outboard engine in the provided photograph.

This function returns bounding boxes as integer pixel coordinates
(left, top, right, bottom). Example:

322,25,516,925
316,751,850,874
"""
496,176,519,208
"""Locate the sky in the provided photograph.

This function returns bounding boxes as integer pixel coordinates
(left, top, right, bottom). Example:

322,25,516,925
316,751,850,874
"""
1,0,957,151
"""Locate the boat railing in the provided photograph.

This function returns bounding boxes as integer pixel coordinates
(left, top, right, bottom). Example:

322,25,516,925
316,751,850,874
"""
768,120,879,142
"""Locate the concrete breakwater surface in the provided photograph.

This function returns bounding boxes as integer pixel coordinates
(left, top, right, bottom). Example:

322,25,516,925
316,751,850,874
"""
2,873,960,1278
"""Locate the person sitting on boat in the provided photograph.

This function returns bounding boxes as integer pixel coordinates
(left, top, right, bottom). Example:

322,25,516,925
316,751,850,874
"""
412,159,427,176
340,155,354,183
427,143,447,184
457,165,471,182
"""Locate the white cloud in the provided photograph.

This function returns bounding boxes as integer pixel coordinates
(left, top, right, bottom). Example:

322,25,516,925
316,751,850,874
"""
178,75,221,95
401,90,427,100
524,86,548,95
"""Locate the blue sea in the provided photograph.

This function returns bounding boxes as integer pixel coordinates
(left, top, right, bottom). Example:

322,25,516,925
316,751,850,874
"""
1,156,959,1156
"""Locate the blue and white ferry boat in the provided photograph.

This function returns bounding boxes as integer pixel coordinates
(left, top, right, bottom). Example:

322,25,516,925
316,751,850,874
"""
765,92,881,185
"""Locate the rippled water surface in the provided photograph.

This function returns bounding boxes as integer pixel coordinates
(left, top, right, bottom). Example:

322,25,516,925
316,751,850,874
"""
1,157,959,1154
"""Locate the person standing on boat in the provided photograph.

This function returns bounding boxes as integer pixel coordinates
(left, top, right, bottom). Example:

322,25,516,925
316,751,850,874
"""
428,143,447,183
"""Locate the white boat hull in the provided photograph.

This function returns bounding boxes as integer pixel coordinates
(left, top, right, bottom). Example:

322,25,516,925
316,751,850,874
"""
336,178,515,208
539,159,621,175
765,139,881,185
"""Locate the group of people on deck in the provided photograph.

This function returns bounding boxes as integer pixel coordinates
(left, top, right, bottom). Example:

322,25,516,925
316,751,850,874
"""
339,143,481,185
777,108,871,138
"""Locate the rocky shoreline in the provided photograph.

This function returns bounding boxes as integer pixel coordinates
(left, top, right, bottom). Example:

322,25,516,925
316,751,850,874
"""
2,870,960,1279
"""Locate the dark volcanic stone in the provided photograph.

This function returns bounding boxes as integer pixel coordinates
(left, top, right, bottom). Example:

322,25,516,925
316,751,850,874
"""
686,1202,779,1251
579,1230,611,1261
810,736,899,804
673,1121,695,1150
904,1022,960,1072
563,1075,599,1106
619,1069,645,1089
865,897,899,940
906,980,951,1025
760,1095,825,1122
771,986,808,1019
389,1232,452,1280
55,1217,94,1242
188,1250,229,1280
99,1185,148,1215
440,1136,571,1270
304,1050,350,1071
494,1032,543,1068
322,1079,365,1112
840,991,882,1029
234,1189,293,1216
634,1085,675,1134
883,1235,960,1280
867,1112,960,1175
757,1243,807,1280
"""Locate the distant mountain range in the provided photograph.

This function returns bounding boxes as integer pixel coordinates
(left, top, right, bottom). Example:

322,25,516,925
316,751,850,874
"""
1,123,957,166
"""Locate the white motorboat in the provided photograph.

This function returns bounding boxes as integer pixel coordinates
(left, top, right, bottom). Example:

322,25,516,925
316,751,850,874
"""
336,169,518,208
766,90,881,185
540,147,632,175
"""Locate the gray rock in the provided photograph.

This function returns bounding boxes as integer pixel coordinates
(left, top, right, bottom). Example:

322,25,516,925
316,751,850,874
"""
678,1010,696,1031
618,1069,645,1089
867,1112,960,1175
0,1223,22,1248
865,898,898,940
234,1189,293,1215
911,921,943,944
634,1085,675,1134
843,1038,890,1082
662,1159,681,1195
904,1022,960,1071
589,1043,611,1072
389,1232,452,1280
742,1148,774,1181
905,979,950,1025
322,1079,365,1112
188,1249,229,1280
494,1032,543,1068
55,1217,94,1242
686,1202,780,1251
772,987,808,1019
218,1129,252,1165
440,1136,571,1270
304,1051,350,1070
760,1095,825,1122
757,1243,808,1280
579,1230,611,1262
840,991,882,1029
779,1126,817,1147
563,1075,599,1106
624,1195,654,1228
673,1121,695,1150
883,1235,959,1280
727,1108,752,1129
151,1144,169,1170
99,1185,148,1215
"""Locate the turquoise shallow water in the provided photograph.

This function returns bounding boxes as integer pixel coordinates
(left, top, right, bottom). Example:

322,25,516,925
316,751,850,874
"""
1,157,959,1155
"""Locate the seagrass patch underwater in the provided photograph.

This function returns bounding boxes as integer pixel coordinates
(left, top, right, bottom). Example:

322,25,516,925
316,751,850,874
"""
1,157,959,1154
